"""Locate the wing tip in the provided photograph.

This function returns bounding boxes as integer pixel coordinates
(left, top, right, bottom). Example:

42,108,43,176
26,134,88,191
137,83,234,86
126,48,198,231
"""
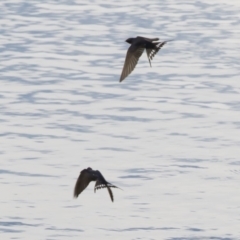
73,191,78,198
119,74,125,82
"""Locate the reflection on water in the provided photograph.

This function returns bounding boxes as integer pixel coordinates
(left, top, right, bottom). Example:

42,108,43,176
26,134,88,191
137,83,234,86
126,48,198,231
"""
1,0,240,239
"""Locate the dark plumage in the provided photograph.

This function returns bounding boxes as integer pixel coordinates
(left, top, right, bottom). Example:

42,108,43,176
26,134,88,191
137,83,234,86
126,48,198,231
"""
73,167,120,202
119,36,170,82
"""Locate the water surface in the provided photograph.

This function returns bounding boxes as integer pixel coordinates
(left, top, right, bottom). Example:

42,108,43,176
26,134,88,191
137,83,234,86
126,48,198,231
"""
1,0,240,239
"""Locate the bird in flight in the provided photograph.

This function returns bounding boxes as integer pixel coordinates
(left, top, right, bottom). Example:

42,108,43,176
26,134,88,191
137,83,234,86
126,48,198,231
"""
73,167,120,202
119,36,170,82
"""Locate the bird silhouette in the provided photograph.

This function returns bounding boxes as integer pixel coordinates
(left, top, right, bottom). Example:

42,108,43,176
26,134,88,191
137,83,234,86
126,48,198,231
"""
73,167,120,202
119,36,170,82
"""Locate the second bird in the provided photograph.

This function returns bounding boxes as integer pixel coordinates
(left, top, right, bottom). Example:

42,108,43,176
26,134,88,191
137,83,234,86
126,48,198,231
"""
73,167,120,202
119,36,170,82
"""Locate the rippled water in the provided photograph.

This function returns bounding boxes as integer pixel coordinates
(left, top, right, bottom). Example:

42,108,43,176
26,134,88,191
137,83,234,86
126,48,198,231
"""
1,0,240,239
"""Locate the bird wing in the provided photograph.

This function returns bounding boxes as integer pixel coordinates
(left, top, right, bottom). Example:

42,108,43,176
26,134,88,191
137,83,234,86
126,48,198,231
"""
94,180,120,202
73,169,95,198
146,41,168,67
137,36,159,42
119,44,145,82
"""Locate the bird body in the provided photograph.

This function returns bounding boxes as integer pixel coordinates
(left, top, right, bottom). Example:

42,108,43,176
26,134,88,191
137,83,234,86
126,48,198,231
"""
73,167,119,202
119,36,170,82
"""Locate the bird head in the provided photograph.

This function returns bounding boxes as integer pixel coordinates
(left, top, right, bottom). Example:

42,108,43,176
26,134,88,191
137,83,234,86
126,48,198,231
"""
126,38,134,44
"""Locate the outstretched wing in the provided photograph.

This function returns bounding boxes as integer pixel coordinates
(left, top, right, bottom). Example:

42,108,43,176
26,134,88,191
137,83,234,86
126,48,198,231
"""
73,169,95,198
146,41,168,67
94,180,119,202
119,44,145,82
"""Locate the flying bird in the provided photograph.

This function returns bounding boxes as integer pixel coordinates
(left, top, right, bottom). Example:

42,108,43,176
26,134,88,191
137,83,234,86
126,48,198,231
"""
119,36,170,82
73,167,120,202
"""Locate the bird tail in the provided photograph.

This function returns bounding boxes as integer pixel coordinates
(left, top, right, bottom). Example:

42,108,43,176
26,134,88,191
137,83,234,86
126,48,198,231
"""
107,186,114,202
106,183,122,202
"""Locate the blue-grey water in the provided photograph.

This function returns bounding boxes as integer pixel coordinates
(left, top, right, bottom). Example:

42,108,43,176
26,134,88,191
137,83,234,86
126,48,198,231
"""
1,0,240,239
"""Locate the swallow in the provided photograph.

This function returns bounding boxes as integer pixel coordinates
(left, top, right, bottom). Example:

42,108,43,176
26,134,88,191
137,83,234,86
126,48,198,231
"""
73,167,120,202
119,36,170,82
